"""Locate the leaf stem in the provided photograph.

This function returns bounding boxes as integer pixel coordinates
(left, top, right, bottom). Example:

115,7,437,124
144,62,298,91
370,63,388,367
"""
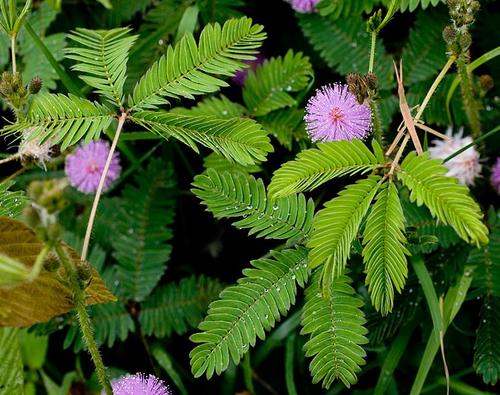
81,112,127,262
54,243,112,395
10,33,16,74
0,153,20,165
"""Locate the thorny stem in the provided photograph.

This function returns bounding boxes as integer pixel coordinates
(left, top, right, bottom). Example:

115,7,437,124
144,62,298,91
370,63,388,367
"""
81,112,127,262
387,56,456,174
54,243,112,395
369,98,383,148
28,245,49,281
11,34,16,74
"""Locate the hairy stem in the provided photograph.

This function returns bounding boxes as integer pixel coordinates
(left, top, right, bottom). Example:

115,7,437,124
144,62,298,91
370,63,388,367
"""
81,112,127,262
54,244,112,395
368,31,376,73
369,98,383,148
11,34,16,74
456,54,481,138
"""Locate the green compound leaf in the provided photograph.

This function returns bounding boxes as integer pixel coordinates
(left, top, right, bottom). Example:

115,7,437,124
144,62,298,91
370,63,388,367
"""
190,247,309,378
0,328,24,395
129,17,266,110
308,175,381,287
242,50,313,116
139,275,224,338
298,14,393,90
362,182,410,316
66,27,138,106
0,182,27,219
398,152,488,247
474,295,500,386
192,169,314,241
301,272,368,389
1,93,114,150
112,159,176,302
131,111,273,166
268,140,381,199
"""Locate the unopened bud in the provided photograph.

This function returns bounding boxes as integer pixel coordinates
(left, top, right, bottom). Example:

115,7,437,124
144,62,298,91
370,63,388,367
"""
43,252,60,272
46,223,60,241
442,25,457,45
366,72,378,91
479,75,494,92
29,77,42,94
459,32,472,50
76,262,92,289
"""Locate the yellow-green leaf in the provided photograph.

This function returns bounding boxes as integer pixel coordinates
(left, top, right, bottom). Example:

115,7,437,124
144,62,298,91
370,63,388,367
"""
0,217,115,327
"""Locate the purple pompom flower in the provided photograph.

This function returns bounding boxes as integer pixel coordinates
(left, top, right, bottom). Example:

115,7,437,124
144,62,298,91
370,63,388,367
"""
491,158,500,194
105,373,171,395
287,0,320,13
304,83,372,142
65,139,121,194
428,127,481,186
232,53,264,86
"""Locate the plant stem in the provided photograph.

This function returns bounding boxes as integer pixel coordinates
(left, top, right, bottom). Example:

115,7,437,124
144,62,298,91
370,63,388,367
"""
10,33,16,74
54,244,112,395
414,56,456,123
81,112,127,262
0,153,19,165
456,54,481,138
369,98,383,147
368,31,376,73
28,245,49,281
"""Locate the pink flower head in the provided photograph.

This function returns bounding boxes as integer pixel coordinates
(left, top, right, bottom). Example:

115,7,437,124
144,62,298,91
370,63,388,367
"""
491,158,500,194
65,139,121,194
107,373,171,395
232,53,264,86
428,127,481,186
287,0,320,13
304,83,372,142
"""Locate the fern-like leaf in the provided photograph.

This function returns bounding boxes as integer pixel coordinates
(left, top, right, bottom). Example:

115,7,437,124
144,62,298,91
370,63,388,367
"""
308,175,382,284
189,247,309,378
316,0,377,18
172,95,248,118
402,9,447,85
402,197,460,252
362,182,410,315
139,275,224,337
203,153,261,175
192,169,314,241
469,224,500,297
301,272,368,389
0,328,23,395
473,295,500,385
259,107,306,151
398,152,488,246
129,17,265,110
298,14,393,90
242,50,313,116
131,111,272,166
66,27,137,106
112,159,176,301
1,93,114,150
268,140,381,199
389,0,445,12
0,182,27,219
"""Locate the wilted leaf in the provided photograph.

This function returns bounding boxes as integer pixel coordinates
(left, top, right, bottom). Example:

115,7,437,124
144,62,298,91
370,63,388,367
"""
0,217,115,327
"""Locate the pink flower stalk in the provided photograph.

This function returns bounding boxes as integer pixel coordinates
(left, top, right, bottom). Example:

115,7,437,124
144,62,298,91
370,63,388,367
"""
428,127,481,186
232,53,264,86
491,158,500,194
65,139,121,194
287,0,320,13
105,373,171,395
304,83,372,142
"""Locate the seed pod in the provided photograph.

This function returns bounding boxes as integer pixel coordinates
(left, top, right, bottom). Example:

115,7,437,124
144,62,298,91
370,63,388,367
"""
43,252,60,272
29,77,43,94
479,75,494,92
442,25,457,45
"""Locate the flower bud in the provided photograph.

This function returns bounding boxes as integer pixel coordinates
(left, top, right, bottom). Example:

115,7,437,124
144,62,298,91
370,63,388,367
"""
29,77,42,94
366,72,378,91
479,75,494,93
76,262,92,289
43,252,60,272
23,206,41,228
442,25,457,45
459,32,472,51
